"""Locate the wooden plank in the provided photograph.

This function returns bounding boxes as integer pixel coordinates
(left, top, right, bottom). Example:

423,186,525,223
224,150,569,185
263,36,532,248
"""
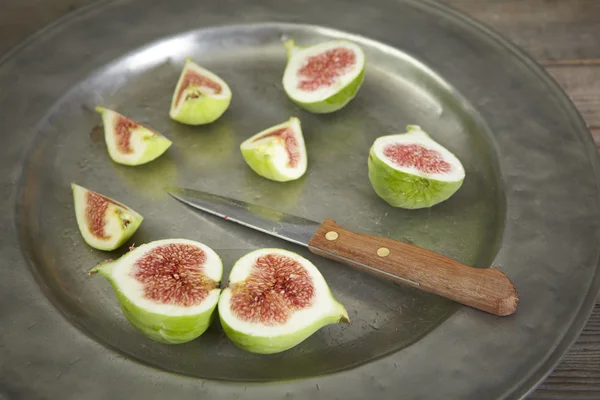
592,128,600,150
0,0,93,56
1,1,600,399
443,2,600,397
440,3,600,396
529,299,600,399
443,0,600,62
545,65,600,133
308,219,519,316
443,0,600,148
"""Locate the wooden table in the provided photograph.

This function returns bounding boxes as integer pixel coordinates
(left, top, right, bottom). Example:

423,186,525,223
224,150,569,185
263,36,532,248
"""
1,0,599,398
444,2,600,398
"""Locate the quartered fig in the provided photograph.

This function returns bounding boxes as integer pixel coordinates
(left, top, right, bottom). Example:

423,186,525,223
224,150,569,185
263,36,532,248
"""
169,58,232,125
218,248,349,354
90,239,223,344
95,107,172,166
368,125,465,209
240,117,307,182
72,183,143,251
282,39,365,114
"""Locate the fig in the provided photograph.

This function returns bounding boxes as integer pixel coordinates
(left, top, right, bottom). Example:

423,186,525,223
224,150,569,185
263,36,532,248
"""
218,248,349,354
282,39,365,114
169,58,232,125
95,107,172,166
89,239,223,344
72,183,143,251
368,125,465,209
240,117,307,182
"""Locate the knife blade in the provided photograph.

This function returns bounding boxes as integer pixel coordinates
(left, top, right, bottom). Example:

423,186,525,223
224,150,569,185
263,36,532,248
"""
166,186,519,317
165,187,320,247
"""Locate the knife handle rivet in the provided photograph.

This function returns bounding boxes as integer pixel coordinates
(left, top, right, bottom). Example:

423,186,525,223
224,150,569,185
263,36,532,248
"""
377,247,390,257
325,231,339,241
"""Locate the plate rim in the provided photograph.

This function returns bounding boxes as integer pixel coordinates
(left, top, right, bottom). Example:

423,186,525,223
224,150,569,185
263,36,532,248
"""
1,0,599,399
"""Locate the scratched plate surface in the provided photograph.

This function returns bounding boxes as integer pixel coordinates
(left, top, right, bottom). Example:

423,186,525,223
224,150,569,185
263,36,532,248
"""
1,0,600,399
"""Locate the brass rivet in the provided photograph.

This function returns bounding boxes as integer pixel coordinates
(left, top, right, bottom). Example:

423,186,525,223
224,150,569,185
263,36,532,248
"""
377,247,390,257
325,231,339,241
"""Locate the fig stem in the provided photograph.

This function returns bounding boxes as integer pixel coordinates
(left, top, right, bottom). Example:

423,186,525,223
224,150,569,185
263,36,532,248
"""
283,39,296,59
88,260,115,277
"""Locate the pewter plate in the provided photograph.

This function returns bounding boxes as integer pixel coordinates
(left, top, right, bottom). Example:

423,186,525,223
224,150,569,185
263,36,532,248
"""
1,0,599,399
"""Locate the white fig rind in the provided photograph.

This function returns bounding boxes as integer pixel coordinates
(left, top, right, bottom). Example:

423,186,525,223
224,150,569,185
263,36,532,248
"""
169,58,232,125
90,239,223,344
368,125,465,209
218,248,349,354
240,117,307,182
72,183,143,251
96,107,172,166
282,39,366,114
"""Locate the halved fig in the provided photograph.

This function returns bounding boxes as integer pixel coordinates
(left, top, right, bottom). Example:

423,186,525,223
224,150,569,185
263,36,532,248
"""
72,183,143,251
368,125,465,209
282,39,365,114
89,239,223,344
218,248,349,354
169,58,232,125
95,107,172,166
240,117,307,182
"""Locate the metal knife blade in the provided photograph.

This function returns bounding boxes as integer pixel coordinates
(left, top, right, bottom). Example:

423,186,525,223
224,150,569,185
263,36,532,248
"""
165,187,320,247
165,187,520,316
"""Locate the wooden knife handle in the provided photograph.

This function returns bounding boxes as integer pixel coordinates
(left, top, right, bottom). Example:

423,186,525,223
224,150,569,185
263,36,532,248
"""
307,218,518,316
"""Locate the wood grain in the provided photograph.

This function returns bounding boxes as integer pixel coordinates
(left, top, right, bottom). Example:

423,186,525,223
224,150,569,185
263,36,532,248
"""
545,65,600,140
444,0,600,61
308,218,519,316
0,0,93,56
0,0,598,397
441,1,600,397
444,0,600,150
529,300,600,400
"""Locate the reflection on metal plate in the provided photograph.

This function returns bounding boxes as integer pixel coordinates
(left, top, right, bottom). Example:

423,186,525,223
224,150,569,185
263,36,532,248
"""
0,0,599,399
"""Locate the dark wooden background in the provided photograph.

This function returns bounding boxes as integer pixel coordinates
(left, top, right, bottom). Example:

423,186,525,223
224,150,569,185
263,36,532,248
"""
1,0,599,398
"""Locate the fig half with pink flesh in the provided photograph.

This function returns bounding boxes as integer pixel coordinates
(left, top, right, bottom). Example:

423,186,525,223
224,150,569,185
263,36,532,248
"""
90,239,223,344
72,183,143,251
95,107,172,166
368,125,465,209
169,58,232,125
218,248,349,354
240,117,307,182
282,39,365,114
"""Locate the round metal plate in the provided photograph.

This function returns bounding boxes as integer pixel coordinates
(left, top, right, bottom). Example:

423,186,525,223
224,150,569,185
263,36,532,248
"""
1,0,599,399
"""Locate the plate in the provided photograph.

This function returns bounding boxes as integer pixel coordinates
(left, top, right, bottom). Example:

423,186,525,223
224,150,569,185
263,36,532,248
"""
1,0,599,399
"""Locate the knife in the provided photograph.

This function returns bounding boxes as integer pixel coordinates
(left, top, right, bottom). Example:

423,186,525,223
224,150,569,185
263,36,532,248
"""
166,187,519,316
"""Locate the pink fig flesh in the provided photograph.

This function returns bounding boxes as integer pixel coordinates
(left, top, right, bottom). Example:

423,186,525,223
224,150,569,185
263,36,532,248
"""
252,127,301,168
229,253,315,326
297,47,356,91
86,191,127,239
175,69,222,107
383,144,452,174
114,116,138,154
133,243,219,307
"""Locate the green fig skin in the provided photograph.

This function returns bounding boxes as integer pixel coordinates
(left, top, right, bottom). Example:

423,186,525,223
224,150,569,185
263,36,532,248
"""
169,58,232,126
288,68,365,114
367,126,465,209
170,95,231,126
89,241,222,344
282,39,365,114
71,183,143,251
218,248,349,354
219,304,348,354
240,117,307,182
240,145,292,182
95,107,172,166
